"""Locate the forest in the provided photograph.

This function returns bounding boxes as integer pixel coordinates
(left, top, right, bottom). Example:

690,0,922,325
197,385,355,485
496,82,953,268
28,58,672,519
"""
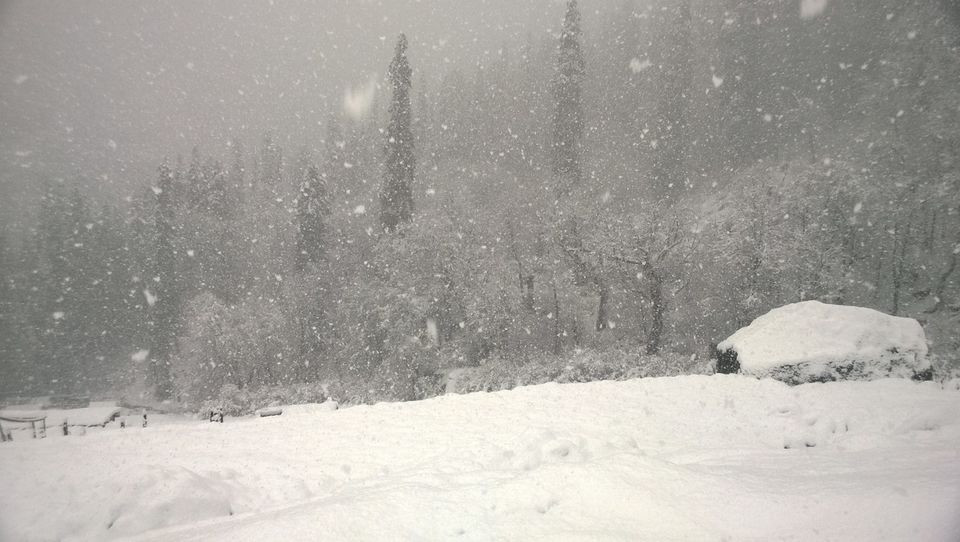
1,0,959,409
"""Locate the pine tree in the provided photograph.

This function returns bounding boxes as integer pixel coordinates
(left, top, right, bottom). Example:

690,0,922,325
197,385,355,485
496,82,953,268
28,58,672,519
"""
150,162,177,399
380,33,415,233
186,146,206,211
258,132,283,187
295,164,327,270
0,230,24,395
945,0,960,30
229,138,246,201
204,160,228,219
552,0,585,197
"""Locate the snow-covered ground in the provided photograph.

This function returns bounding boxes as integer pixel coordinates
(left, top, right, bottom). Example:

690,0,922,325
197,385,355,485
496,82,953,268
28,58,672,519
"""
2,375,959,541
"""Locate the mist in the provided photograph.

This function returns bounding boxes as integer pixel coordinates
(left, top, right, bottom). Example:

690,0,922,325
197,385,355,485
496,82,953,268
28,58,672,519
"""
0,0,559,225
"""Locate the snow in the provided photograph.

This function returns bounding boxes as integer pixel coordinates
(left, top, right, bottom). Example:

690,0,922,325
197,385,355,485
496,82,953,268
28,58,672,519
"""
628,57,651,73
718,301,929,380
278,400,338,416
0,404,121,428
800,0,829,19
2,376,959,541
131,349,150,362
343,76,377,121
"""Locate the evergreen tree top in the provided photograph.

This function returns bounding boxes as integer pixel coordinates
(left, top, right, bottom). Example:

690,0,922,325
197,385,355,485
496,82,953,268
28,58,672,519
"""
558,0,584,78
561,1,582,40
389,34,412,91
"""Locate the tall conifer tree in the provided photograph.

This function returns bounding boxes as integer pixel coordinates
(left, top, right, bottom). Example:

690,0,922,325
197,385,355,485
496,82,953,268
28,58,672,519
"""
552,0,585,198
380,33,415,232
295,164,327,270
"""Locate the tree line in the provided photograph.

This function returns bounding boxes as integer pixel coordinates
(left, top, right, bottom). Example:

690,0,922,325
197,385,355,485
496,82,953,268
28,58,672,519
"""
2,0,959,403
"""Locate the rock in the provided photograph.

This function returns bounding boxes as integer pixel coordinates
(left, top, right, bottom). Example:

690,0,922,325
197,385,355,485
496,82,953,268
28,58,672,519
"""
717,301,930,384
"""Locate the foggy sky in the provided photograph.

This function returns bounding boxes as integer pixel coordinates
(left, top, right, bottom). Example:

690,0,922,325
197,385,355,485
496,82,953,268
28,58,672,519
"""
0,0,586,233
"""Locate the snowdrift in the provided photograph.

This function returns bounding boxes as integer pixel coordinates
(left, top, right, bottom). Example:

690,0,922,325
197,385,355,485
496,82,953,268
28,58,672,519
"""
718,301,931,383
2,375,960,541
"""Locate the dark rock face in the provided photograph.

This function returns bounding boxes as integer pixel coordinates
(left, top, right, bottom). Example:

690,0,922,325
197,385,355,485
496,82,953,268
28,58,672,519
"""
712,344,934,384
766,360,934,385
715,347,740,375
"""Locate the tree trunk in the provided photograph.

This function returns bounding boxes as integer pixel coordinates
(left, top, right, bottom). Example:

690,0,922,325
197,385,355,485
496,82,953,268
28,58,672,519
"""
523,275,535,311
806,128,817,164
595,280,609,331
874,246,885,304
924,209,936,251
645,268,665,355
891,222,908,315
552,285,561,355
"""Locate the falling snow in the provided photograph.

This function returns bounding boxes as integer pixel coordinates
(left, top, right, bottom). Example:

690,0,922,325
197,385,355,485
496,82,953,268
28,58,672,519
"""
629,57,652,73
131,349,150,362
800,0,830,19
0,3,958,540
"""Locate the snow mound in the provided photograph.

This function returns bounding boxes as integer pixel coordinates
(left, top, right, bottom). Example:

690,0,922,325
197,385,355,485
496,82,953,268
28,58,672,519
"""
277,400,339,416
718,301,929,383
99,466,237,538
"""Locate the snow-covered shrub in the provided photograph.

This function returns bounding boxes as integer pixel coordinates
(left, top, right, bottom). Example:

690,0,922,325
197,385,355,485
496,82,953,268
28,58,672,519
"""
717,300,931,384
449,348,712,394
930,354,960,388
198,382,329,417
172,293,298,406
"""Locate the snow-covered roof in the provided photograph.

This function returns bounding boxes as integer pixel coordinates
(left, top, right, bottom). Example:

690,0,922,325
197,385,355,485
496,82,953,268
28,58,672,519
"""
0,406,121,427
718,301,928,374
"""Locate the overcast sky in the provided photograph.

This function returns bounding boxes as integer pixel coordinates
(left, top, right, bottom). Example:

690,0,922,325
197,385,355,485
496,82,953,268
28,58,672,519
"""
0,0,598,232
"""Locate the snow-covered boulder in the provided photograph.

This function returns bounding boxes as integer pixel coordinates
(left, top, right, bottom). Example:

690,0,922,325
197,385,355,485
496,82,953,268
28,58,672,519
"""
716,301,931,384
